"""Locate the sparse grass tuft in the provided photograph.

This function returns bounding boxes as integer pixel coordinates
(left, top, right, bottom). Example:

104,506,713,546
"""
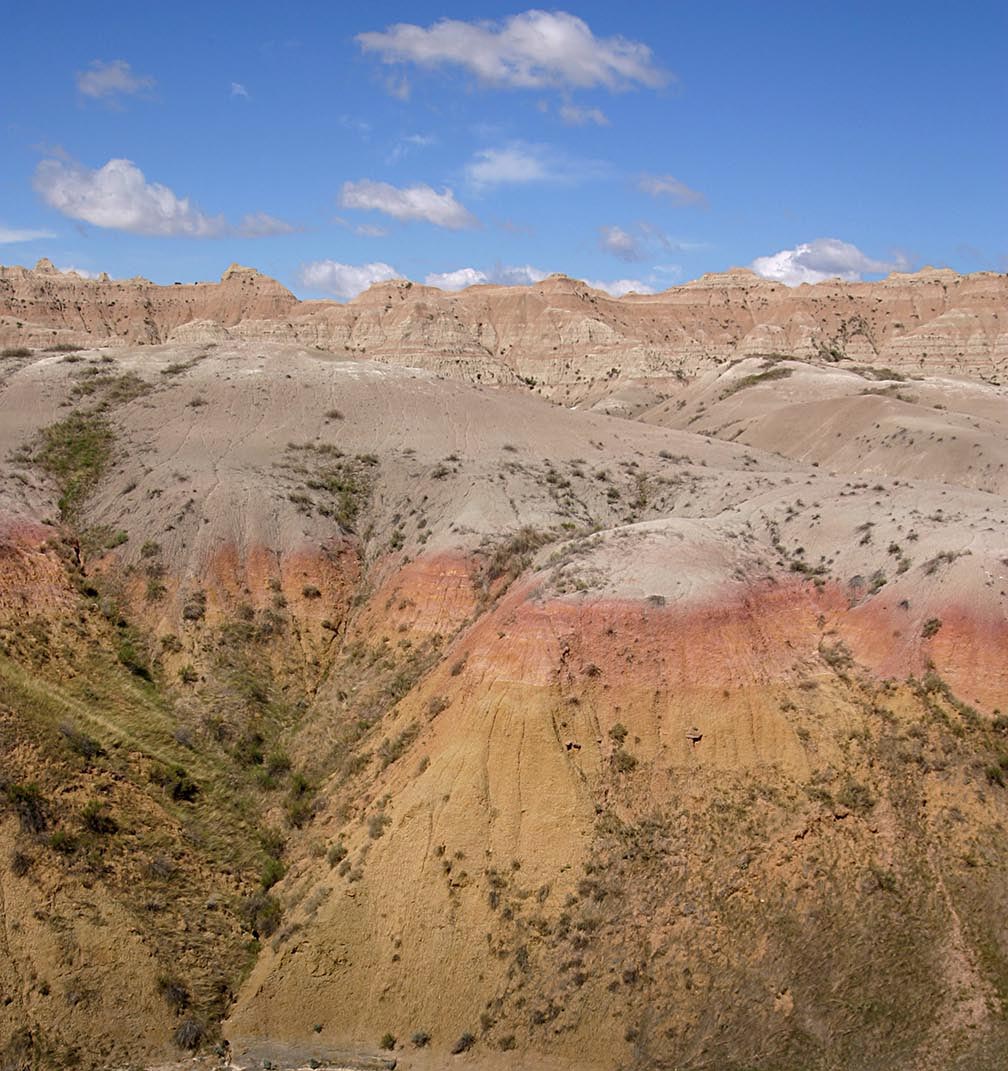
173,1018,204,1051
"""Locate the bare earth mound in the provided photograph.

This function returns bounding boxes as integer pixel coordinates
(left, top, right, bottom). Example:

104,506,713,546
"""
0,267,1007,1071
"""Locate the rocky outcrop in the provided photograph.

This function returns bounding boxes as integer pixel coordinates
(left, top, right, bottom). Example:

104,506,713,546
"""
0,261,298,347
2,262,1005,390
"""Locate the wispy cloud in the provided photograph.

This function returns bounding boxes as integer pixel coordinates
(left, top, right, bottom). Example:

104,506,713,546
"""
237,212,297,237
639,173,708,208
386,133,436,164
339,115,373,139
598,222,705,263
339,179,477,229
357,10,668,92
76,59,154,101
0,224,56,243
425,264,548,290
599,225,646,262
231,82,249,98
34,156,294,239
298,260,402,300
558,103,609,126
357,223,390,238
750,238,908,286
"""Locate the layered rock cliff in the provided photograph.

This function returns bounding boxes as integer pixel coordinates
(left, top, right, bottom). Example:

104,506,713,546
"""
2,262,1006,393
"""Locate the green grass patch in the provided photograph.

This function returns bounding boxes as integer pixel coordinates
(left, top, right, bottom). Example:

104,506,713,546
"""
33,412,115,521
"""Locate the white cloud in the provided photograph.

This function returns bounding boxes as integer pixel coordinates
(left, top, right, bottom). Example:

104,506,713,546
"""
558,103,609,126
237,212,297,237
339,179,476,229
357,10,667,91
466,146,549,188
424,265,653,296
0,225,55,243
426,267,490,290
599,225,645,262
33,157,295,240
751,238,907,286
639,173,707,208
495,264,549,286
231,82,249,98
465,142,603,189
425,263,548,290
583,278,654,297
298,260,403,300
76,59,154,100
34,157,225,237
58,265,103,280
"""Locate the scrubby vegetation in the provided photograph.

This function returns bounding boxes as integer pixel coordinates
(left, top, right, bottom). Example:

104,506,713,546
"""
32,412,115,520
720,364,793,398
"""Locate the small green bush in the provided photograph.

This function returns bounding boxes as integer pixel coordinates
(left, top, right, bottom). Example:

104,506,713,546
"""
367,812,391,839
837,778,876,814
451,1032,475,1055
173,1018,203,1050
10,850,32,876
612,749,637,774
181,591,206,621
152,764,198,802
265,750,292,777
260,857,285,890
48,830,78,854
117,639,152,680
157,976,191,1012
240,891,282,936
59,722,104,760
5,782,48,834
81,801,117,835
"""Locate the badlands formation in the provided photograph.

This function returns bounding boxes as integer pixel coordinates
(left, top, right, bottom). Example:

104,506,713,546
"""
0,260,1006,1071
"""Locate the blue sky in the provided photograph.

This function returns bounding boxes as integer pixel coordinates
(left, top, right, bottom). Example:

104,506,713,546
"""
2,2,1005,298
